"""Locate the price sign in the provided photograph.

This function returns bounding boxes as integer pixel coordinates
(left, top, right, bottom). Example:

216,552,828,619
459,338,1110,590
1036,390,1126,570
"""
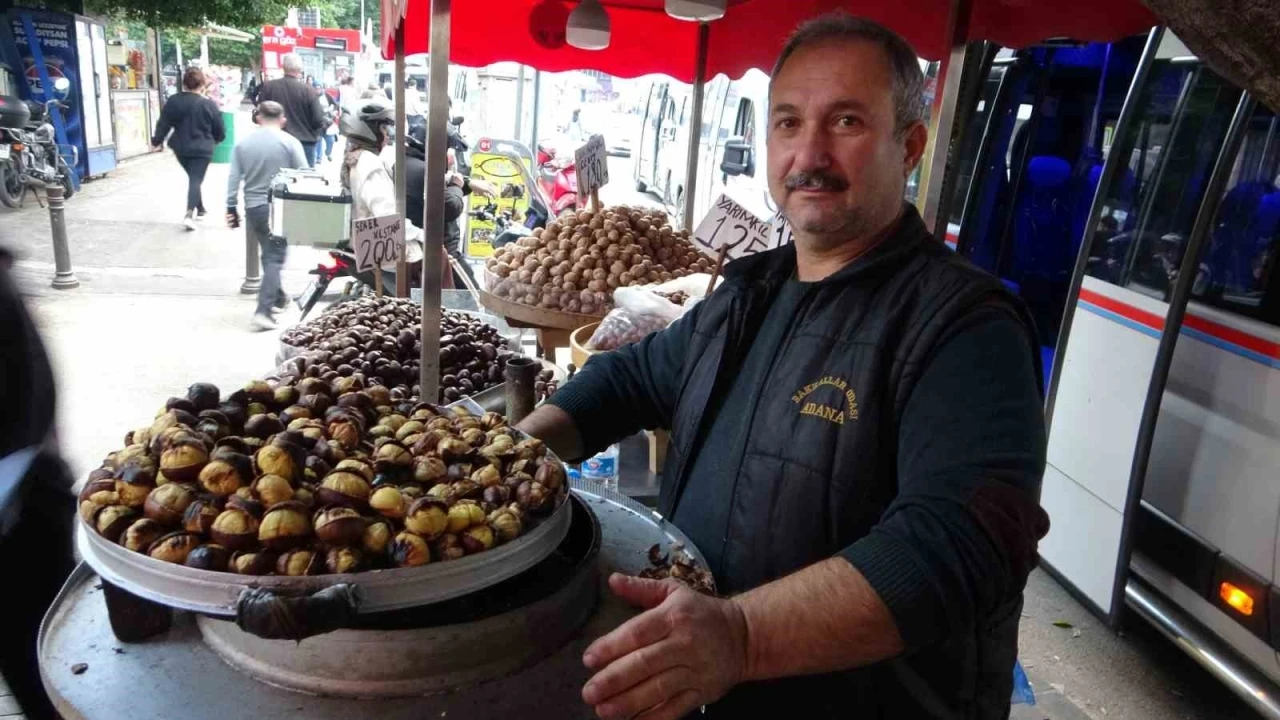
352,213,405,274
769,215,794,249
575,134,609,198
692,194,773,261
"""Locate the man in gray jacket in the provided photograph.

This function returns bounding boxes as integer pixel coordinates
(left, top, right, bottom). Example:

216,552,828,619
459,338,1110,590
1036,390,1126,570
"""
226,101,308,331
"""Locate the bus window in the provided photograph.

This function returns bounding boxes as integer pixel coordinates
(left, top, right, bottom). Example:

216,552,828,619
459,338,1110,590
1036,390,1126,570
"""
1104,70,1242,299
944,58,1007,235
1190,102,1280,325
731,98,756,177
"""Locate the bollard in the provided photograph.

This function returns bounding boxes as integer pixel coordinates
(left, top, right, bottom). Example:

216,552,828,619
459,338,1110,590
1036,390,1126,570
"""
240,228,261,294
47,185,79,290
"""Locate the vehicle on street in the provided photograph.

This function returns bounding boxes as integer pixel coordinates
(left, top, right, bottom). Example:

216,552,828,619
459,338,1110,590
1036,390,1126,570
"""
941,28,1280,717
0,78,77,208
535,142,578,215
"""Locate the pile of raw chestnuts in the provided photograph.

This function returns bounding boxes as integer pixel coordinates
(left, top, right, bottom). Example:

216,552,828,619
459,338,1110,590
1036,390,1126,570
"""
484,205,713,315
79,379,568,577
280,296,519,404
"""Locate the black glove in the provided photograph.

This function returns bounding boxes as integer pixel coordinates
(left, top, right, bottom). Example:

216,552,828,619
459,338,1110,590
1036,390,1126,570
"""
226,207,241,229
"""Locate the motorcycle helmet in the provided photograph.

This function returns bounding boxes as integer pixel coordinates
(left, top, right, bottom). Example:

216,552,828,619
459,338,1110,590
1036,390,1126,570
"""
341,96,396,144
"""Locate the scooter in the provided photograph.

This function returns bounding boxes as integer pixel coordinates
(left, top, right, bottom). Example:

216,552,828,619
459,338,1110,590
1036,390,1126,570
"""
0,78,77,209
535,143,578,216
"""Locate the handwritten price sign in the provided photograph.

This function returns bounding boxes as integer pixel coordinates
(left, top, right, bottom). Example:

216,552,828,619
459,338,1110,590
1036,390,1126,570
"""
353,213,405,273
575,134,609,199
769,215,794,249
692,195,774,261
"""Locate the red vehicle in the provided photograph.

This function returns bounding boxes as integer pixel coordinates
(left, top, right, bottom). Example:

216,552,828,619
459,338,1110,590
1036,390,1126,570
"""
536,143,577,215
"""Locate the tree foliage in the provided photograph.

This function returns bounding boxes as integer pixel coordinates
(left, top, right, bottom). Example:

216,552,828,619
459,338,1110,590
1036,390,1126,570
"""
83,0,290,32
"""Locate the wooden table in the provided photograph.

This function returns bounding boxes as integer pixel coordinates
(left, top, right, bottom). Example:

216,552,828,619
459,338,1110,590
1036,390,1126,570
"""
477,288,603,360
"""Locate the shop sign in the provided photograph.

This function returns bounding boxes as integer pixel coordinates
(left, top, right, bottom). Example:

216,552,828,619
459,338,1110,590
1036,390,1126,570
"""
465,148,533,259
313,36,348,51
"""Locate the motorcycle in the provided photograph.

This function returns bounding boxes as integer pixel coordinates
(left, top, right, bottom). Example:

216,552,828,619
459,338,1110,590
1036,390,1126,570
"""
0,78,77,209
535,143,578,216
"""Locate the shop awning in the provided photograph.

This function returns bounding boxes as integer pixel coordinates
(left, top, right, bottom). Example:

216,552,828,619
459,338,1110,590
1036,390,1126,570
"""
382,0,1157,81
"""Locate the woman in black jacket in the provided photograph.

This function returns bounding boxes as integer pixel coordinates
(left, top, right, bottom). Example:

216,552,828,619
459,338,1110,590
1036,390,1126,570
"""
151,67,225,230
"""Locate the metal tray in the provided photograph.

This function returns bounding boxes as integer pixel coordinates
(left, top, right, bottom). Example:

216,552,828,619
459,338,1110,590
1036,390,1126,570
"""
76,488,572,618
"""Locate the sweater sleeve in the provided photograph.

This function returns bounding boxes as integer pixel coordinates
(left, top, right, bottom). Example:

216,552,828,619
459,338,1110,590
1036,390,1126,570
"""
225,146,242,209
547,299,704,457
151,100,174,147
839,305,1049,651
211,102,226,145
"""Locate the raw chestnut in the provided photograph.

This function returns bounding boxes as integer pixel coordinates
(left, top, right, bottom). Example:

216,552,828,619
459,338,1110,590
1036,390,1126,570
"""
148,531,202,564
259,502,312,550
404,497,449,540
276,548,322,576
325,547,364,574
313,507,367,547
121,518,167,553
317,471,372,509
94,504,138,542
143,482,194,526
210,507,260,552
390,532,431,567
185,544,231,571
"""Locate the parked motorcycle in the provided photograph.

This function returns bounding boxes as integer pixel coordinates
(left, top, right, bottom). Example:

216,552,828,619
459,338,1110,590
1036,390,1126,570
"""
0,78,77,209
535,143,578,216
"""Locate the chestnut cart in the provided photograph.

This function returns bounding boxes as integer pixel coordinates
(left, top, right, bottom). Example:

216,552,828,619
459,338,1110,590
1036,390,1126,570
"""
38,481,705,719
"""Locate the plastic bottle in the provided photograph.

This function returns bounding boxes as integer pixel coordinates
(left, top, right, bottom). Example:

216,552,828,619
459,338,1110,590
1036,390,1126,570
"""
580,443,620,491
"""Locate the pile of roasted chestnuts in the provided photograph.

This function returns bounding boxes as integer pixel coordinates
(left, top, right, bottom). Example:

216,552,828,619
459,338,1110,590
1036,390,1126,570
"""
79,379,568,576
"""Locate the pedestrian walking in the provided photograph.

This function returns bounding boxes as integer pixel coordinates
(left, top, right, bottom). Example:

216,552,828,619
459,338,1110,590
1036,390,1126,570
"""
225,101,308,332
257,53,328,168
316,90,340,165
151,67,225,230
338,75,358,110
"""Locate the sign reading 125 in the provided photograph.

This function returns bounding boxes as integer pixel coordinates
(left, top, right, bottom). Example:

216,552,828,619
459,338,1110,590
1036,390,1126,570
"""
574,134,609,198
692,194,773,261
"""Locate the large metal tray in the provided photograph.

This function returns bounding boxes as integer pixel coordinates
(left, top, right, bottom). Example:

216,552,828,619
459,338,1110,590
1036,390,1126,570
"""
76,488,572,618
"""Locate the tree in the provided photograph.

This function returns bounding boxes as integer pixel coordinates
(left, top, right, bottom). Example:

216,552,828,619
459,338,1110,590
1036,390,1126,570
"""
83,0,290,33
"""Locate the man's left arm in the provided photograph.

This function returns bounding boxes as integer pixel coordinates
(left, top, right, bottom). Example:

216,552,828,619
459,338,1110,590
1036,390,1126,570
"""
581,304,1049,719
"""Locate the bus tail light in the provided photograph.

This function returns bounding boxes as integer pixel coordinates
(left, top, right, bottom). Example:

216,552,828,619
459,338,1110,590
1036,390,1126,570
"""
1220,582,1255,617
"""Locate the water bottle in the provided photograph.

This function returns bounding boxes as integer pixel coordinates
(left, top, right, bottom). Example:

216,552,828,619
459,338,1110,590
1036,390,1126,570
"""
580,443,620,491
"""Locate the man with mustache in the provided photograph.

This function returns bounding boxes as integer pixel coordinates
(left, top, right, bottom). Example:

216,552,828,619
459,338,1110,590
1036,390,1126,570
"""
516,13,1049,719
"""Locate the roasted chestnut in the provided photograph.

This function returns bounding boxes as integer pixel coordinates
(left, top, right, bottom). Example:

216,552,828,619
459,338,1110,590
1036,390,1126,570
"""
276,548,322,576
198,453,253,496
242,379,274,405
143,482,194,526
259,502,312,550
534,461,566,492
374,440,412,468
255,444,299,483
437,438,471,461
369,486,408,520
325,547,364,574
185,544,231,571
480,411,506,430
489,508,523,543
210,507,260,552
432,533,466,561
114,463,157,508
413,456,447,484
446,502,486,534
148,531,202,564
187,382,221,411
516,480,553,513
182,496,223,534
121,518,167,553
471,464,502,489
313,507,367,547
390,532,431,567
244,413,285,439
227,488,266,519
317,471,372,509
394,420,426,441
94,504,138,542
334,458,374,483
363,519,395,557
404,497,449,540
159,439,209,483
230,550,276,575
293,486,316,511
512,438,546,460
483,485,512,509
252,474,294,506
328,419,362,450
460,524,496,554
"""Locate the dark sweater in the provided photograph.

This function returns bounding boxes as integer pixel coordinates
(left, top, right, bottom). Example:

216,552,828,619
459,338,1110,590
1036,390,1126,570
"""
257,76,327,143
151,92,224,158
549,205,1050,718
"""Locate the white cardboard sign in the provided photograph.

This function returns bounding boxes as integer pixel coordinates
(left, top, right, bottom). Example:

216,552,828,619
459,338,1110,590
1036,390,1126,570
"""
692,194,774,260
574,134,609,198
352,213,404,273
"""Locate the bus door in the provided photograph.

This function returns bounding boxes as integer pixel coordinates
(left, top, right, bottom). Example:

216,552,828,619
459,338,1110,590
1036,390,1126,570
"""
636,81,668,192
1040,28,1256,625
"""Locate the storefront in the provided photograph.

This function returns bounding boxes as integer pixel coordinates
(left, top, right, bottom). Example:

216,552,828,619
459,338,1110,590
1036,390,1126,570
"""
105,30,159,160
261,25,361,87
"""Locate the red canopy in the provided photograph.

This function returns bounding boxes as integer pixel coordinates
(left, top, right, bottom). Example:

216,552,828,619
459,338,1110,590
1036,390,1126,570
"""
383,0,1157,82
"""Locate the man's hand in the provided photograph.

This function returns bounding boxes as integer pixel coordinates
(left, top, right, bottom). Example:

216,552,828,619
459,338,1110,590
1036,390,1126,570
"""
226,208,240,229
469,178,497,197
582,574,747,720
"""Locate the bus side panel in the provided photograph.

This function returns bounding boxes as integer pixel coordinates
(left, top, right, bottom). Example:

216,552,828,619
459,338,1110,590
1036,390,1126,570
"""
1145,308,1280,581
1042,276,1167,611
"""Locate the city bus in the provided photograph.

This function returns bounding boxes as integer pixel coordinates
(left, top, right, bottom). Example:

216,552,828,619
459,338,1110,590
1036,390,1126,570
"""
940,28,1280,717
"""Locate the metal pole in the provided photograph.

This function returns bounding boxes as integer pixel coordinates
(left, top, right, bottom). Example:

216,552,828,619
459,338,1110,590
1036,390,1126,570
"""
530,70,541,150
514,65,525,141
47,185,79,290
394,26,408,297
419,0,450,403
919,0,972,233
240,230,261,293
681,22,709,231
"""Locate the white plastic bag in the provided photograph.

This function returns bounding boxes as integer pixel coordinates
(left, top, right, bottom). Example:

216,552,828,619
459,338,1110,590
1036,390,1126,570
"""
587,286,685,351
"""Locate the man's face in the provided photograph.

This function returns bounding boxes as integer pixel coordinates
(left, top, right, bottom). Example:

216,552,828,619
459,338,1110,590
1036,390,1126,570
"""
767,39,927,249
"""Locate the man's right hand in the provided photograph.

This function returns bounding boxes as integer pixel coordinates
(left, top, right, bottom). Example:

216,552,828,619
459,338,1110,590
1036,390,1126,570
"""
226,208,240,229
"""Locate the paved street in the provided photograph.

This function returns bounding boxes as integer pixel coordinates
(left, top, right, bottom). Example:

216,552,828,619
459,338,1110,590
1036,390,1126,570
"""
0,133,1267,720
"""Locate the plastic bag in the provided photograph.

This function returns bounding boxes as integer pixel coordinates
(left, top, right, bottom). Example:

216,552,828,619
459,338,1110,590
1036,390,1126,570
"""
587,286,685,352
1011,659,1036,705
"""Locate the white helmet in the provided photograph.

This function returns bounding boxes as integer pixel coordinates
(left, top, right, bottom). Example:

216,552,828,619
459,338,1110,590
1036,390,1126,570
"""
341,96,396,143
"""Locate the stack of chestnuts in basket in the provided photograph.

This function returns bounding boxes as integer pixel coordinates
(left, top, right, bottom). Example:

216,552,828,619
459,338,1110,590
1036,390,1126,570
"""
484,205,714,316
280,296,518,404
78,379,568,576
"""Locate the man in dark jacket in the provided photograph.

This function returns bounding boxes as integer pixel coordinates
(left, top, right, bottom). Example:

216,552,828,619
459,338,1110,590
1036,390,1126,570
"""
405,131,494,288
257,54,328,167
515,14,1049,720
